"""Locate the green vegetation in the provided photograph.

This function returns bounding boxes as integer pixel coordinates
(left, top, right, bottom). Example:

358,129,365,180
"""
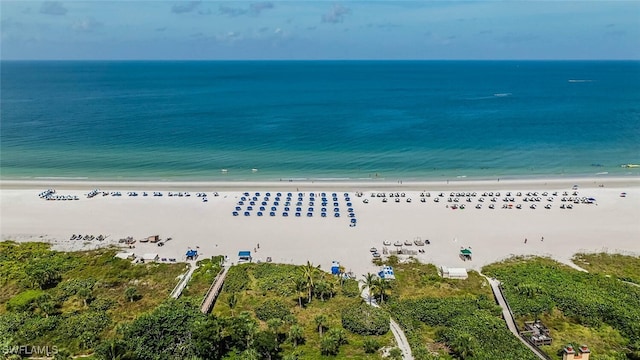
341,304,389,336
483,256,640,359
572,253,640,285
181,255,224,301
381,258,538,360
4,241,636,360
213,262,393,359
0,241,186,356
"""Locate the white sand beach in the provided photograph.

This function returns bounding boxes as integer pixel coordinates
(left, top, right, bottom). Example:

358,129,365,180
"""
1,177,639,277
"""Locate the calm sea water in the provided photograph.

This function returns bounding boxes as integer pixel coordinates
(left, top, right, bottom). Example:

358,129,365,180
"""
1,61,639,181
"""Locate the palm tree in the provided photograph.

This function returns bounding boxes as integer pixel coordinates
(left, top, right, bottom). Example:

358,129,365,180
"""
327,277,337,299
77,287,92,308
227,293,238,316
266,318,283,336
124,286,141,302
338,265,347,285
375,278,390,304
288,325,304,347
315,279,329,301
362,273,377,305
301,261,320,303
314,314,328,337
291,277,306,308
451,333,476,359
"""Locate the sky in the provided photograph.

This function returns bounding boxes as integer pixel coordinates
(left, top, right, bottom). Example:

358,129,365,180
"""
1,1,639,60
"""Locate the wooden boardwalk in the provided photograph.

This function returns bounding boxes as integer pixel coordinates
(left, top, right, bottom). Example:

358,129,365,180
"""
484,275,550,360
200,266,229,314
170,261,198,299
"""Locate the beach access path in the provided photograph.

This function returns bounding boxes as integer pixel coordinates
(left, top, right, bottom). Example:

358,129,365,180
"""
200,265,230,314
170,261,198,299
361,285,413,360
484,275,548,360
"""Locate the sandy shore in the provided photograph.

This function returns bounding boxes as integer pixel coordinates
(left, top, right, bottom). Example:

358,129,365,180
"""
1,177,639,277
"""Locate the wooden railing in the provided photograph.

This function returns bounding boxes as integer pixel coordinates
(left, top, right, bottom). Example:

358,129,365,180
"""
200,266,229,314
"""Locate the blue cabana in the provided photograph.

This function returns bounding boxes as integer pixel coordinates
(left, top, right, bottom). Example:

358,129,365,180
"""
331,261,340,275
238,251,252,263
186,249,198,260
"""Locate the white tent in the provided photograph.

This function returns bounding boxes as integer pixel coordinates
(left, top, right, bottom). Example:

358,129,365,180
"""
114,252,135,260
440,266,468,279
142,253,159,262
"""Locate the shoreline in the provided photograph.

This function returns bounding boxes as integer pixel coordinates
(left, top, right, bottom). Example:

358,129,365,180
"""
1,175,639,191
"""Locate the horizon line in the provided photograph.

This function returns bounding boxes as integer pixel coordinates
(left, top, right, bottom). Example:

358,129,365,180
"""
2,58,639,62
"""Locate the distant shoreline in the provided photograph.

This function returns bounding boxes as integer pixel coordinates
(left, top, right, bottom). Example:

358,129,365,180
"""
2,175,638,191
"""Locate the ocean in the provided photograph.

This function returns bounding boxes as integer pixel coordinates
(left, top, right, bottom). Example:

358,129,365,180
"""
1,60,639,181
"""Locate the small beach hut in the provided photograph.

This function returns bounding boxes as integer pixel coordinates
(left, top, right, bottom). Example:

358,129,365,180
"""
186,249,198,260
440,266,468,279
148,235,160,243
238,251,252,263
142,253,159,262
378,266,396,280
331,261,340,275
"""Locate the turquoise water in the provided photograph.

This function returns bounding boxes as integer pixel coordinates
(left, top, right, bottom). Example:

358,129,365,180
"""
1,61,639,181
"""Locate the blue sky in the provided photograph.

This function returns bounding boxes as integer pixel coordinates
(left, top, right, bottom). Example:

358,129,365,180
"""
1,1,639,60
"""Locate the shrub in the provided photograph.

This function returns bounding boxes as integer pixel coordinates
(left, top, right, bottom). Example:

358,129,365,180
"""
389,347,403,360
6,290,45,312
341,304,389,335
341,279,360,297
363,338,380,353
255,299,291,321
223,266,250,293
89,297,116,311
24,260,63,289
